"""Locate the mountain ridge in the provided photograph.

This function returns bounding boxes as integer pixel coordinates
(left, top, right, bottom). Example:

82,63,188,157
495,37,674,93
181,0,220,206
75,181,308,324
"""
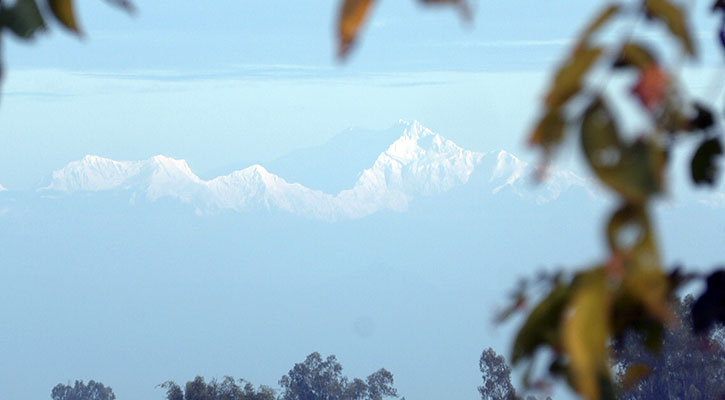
35,120,591,220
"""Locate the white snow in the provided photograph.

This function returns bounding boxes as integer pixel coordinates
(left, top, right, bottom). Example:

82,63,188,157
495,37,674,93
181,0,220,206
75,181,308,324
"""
42,120,592,220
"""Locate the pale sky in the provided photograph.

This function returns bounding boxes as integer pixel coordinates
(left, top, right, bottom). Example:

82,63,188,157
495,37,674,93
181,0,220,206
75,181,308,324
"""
2,1,723,189
0,0,617,189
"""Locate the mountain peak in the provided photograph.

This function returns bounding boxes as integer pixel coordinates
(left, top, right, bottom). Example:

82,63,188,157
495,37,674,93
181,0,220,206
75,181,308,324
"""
147,155,199,180
400,119,433,139
36,121,592,220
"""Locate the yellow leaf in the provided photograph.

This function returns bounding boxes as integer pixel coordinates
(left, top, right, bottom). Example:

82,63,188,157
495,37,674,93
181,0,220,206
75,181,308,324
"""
546,47,603,108
48,0,81,34
625,266,674,323
644,0,696,56
580,98,666,203
337,0,377,59
607,204,674,323
562,269,612,400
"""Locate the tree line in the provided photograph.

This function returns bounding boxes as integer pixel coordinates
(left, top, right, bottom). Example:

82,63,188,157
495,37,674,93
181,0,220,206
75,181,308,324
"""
52,299,725,400
50,352,400,400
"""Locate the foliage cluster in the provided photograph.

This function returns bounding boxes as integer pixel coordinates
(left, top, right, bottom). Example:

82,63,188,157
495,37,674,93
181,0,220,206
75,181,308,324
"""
160,376,276,400
51,380,116,400
159,352,400,400
613,296,725,399
336,0,725,398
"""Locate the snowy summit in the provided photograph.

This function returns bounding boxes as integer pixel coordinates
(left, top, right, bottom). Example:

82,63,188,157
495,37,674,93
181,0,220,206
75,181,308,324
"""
41,120,590,220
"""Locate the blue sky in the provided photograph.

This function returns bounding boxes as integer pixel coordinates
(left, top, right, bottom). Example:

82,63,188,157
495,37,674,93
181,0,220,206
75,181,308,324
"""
1,0,723,189
0,0,617,189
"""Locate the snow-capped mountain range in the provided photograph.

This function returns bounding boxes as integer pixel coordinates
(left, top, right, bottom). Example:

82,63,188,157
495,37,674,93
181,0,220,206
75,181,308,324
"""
36,120,591,220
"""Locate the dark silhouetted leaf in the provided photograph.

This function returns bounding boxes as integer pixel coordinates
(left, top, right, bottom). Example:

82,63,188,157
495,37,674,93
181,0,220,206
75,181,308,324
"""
104,0,136,14
417,0,471,20
644,0,696,56
690,137,723,185
0,0,46,39
688,103,715,131
692,269,725,333
494,293,526,324
337,0,376,59
48,0,81,34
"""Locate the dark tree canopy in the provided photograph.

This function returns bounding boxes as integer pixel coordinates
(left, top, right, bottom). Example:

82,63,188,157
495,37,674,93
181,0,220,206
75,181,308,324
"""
160,376,276,400
51,380,115,400
478,348,516,400
614,296,725,399
278,352,399,400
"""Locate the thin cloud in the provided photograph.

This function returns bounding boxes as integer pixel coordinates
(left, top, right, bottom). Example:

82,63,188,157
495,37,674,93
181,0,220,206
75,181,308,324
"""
427,38,572,49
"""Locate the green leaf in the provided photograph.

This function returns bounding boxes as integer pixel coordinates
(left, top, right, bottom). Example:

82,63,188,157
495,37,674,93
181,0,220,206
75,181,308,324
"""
644,0,696,56
580,98,666,203
690,137,723,185
0,0,46,39
511,284,570,364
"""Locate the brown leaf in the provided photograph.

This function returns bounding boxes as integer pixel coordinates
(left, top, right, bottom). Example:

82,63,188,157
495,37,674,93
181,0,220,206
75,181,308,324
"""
615,42,656,69
546,47,604,108
337,0,377,60
576,4,621,51
529,110,566,150
48,0,81,34
644,0,696,56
